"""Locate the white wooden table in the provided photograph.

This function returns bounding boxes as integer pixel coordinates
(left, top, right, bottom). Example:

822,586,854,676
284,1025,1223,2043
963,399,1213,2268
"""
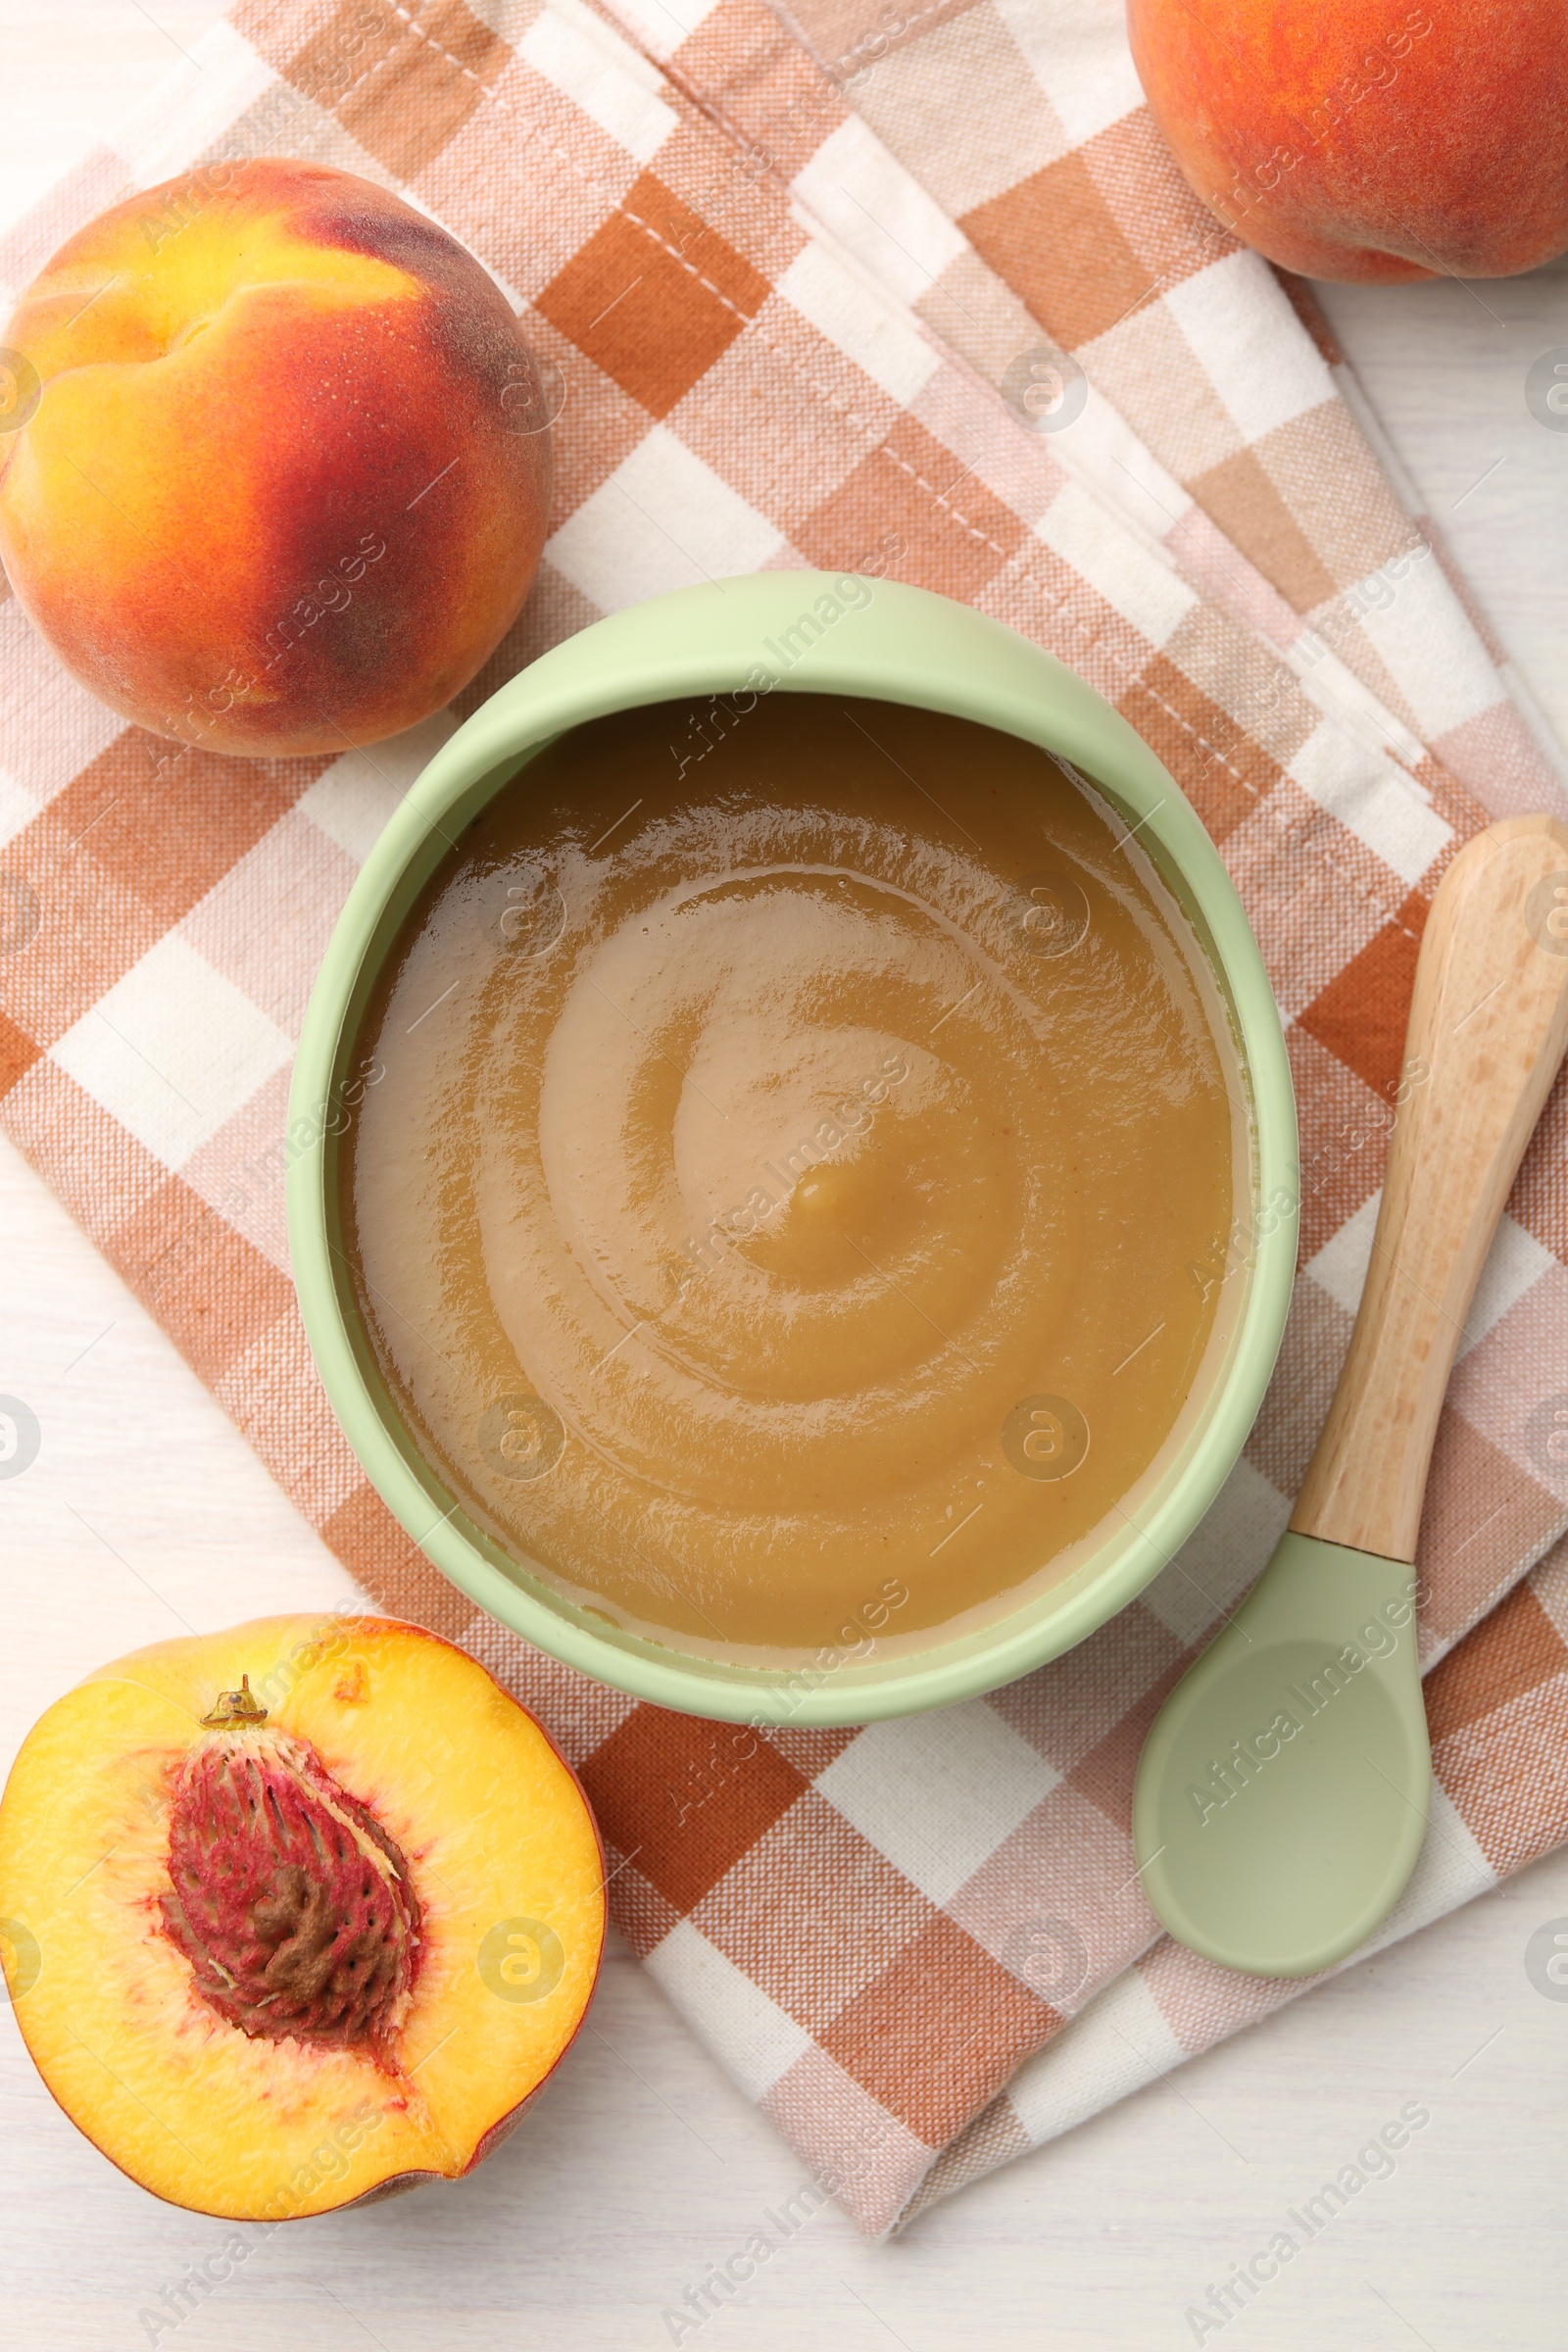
3,10,1567,2347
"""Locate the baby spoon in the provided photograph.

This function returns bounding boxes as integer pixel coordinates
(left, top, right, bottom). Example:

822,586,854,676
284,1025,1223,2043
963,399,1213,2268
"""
1133,812,1568,1976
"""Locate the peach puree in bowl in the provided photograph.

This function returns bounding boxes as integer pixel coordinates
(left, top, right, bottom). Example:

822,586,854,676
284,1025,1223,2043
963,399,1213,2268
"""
343,693,1244,1664
290,575,1298,1722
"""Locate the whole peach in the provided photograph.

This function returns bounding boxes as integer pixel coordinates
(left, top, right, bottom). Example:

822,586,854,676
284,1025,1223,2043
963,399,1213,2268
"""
0,159,554,756
1128,0,1568,282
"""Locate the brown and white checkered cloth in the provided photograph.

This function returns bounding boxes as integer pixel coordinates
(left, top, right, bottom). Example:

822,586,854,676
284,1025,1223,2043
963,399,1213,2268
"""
2,0,1566,2237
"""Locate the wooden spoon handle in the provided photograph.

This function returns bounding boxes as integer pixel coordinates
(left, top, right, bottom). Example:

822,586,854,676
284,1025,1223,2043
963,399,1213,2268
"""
1292,813,1568,1563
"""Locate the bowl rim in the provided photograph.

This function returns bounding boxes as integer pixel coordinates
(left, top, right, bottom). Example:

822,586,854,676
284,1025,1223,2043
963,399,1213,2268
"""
288,571,1298,1724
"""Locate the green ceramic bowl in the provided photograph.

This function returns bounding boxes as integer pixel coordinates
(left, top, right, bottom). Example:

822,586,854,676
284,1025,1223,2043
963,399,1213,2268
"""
289,572,1298,1725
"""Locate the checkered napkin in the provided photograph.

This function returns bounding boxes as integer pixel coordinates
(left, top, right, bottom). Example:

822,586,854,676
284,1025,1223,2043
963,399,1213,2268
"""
2,0,1567,2239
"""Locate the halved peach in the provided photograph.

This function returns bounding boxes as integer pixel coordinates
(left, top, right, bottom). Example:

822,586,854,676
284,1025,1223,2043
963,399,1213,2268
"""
0,1614,604,2218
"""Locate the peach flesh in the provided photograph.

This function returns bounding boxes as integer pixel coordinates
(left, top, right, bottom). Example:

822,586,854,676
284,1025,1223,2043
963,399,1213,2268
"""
0,1616,605,2219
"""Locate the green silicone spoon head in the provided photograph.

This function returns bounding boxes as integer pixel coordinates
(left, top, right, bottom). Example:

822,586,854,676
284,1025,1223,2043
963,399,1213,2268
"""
1132,1533,1432,1978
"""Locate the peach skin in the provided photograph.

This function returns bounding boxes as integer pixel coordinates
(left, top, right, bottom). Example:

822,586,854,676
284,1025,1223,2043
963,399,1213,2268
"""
0,159,554,757
1129,0,1568,282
